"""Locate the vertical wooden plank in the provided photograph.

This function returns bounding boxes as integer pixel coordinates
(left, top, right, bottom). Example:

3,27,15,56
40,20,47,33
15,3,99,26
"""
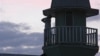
87,28,89,45
80,27,82,44
69,27,71,43
75,27,77,43
72,27,74,43
58,27,60,44
95,29,98,46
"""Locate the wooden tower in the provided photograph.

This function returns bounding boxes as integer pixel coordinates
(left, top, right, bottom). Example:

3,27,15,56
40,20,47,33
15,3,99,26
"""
42,0,99,56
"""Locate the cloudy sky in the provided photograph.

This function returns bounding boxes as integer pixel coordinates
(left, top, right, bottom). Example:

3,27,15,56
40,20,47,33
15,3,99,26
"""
0,0,100,56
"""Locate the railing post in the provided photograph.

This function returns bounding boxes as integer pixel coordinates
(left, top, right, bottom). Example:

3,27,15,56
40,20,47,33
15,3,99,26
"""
80,27,82,44
95,29,98,46
44,29,46,46
44,26,98,47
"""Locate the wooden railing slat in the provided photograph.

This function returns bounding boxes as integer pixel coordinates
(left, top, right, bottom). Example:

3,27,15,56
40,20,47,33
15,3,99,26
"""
44,26,98,46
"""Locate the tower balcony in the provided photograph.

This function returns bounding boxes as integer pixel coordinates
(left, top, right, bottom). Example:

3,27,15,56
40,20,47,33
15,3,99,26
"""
44,26,98,47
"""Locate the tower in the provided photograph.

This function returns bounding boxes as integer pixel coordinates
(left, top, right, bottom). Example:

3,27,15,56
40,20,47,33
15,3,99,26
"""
42,0,99,56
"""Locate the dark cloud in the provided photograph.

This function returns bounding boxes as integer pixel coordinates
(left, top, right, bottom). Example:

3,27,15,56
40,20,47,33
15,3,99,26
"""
0,21,99,55
0,22,43,55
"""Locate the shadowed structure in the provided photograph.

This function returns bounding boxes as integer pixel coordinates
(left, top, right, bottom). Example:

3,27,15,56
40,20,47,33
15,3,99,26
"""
0,53,39,56
42,0,99,56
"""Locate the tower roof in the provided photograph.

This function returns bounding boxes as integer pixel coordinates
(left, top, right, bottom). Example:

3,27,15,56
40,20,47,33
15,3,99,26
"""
51,0,91,9
43,8,99,17
43,0,99,17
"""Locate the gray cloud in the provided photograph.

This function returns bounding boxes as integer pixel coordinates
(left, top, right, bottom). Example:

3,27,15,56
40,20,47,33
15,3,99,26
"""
0,22,43,55
96,52,100,56
98,35,100,40
87,9,100,21
87,14,100,21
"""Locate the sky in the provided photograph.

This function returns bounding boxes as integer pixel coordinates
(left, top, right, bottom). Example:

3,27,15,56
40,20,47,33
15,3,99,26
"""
0,0,100,56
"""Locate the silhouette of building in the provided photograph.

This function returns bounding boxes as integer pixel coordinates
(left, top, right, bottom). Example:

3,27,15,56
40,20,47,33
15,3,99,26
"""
42,0,99,56
0,53,39,56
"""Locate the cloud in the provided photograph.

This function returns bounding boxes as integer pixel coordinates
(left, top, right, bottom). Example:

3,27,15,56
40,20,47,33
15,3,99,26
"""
0,22,43,55
87,0,100,21
98,35,100,52
87,15,100,21
98,35,100,40
87,12,100,21
96,52,100,56
0,21,99,55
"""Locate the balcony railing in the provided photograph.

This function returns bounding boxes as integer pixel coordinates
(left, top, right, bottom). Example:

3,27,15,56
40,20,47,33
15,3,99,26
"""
44,26,98,47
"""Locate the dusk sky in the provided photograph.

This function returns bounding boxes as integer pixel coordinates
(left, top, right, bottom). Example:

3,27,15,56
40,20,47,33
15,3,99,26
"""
0,0,100,56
